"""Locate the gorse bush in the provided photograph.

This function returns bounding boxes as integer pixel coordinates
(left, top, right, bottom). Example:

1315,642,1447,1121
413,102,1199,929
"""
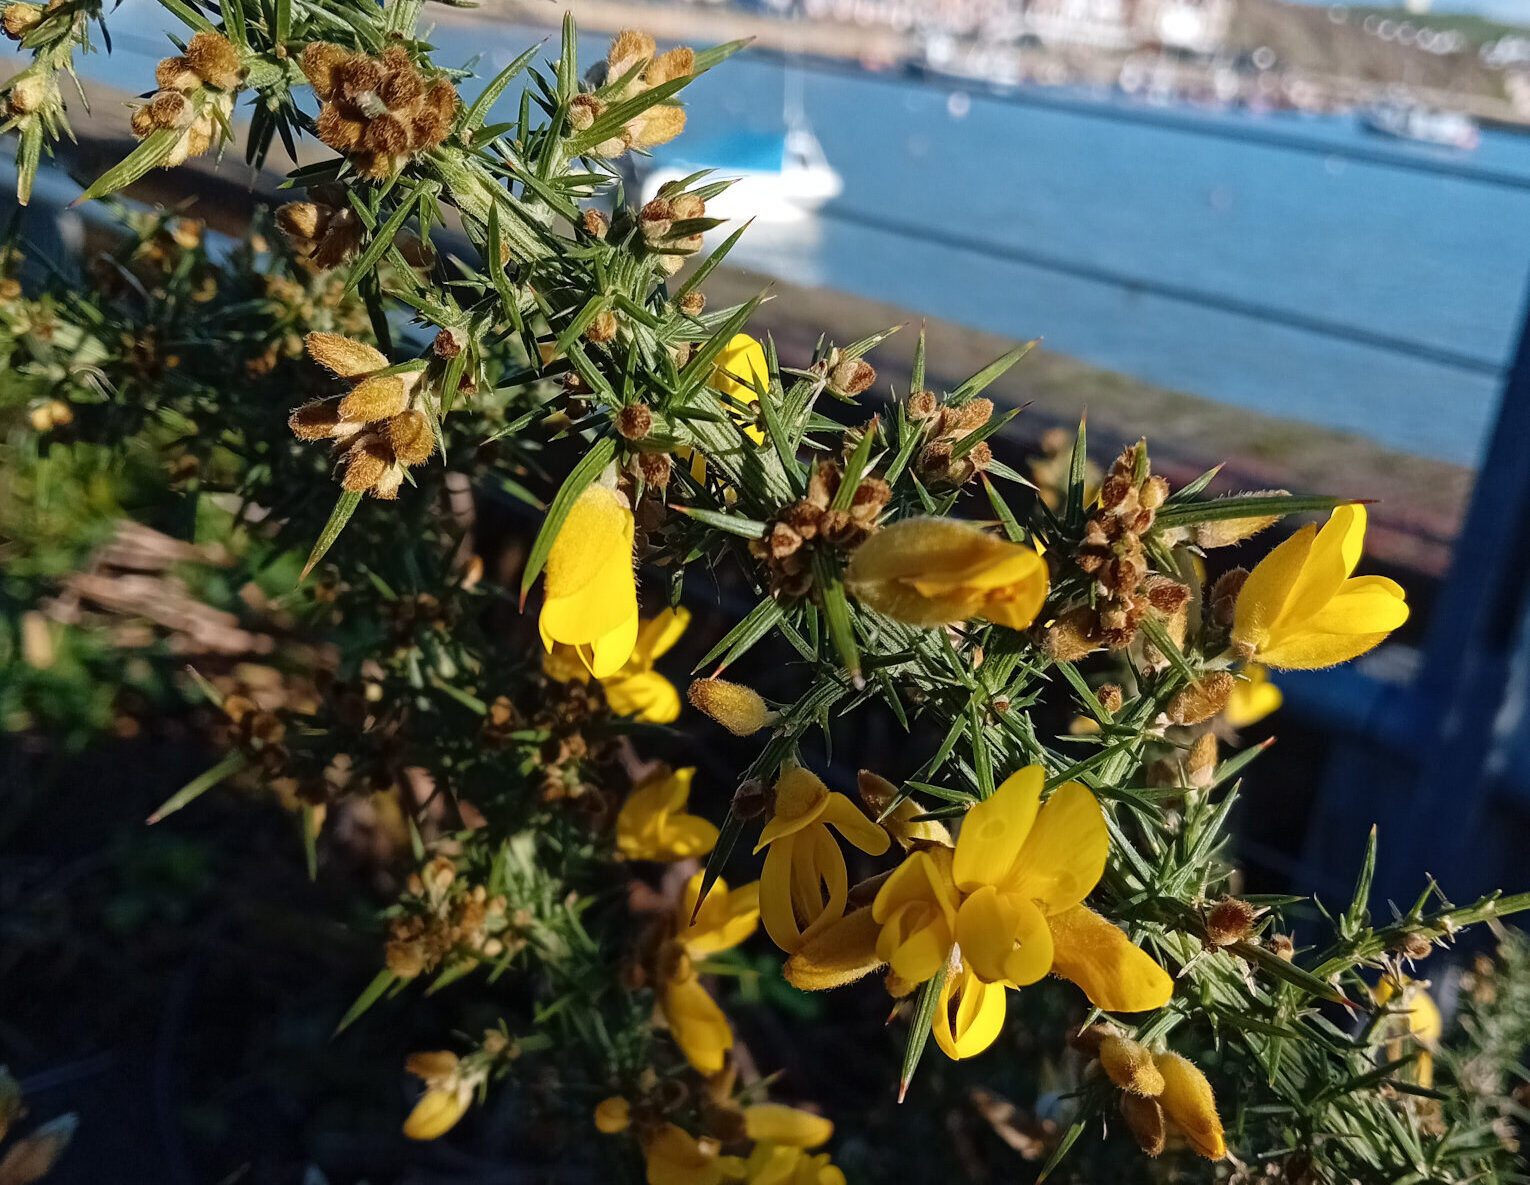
2,1,1529,1182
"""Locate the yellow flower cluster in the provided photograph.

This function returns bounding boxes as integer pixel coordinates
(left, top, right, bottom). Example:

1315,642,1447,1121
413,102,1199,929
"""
765,765,1171,1061
546,607,690,723
607,1101,843,1185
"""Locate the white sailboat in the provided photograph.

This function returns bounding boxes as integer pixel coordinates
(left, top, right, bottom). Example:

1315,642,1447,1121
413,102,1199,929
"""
638,7,842,222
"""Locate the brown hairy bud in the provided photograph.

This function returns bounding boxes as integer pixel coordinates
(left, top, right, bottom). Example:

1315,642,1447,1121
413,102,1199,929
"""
1097,683,1124,714
1143,576,1190,616
669,192,705,220
677,291,705,316
306,332,386,378
379,63,424,110
1040,609,1100,662
1120,1093,1166,1157
646,46,694,86
637,451,671,488
1141,474,1169,512
288,397,348,440
1393,931,1434,960
338,374,407,423
300,42,350,99
1167,672,1235,726
130,106,157,137
1099,1036,1166,1097
630,103,685,149
1186,731,1218,789
3,3,43,39
828,357,875,396
155,55,198,91
569,92,604,132
1266,933,1295,961
586,310,619,344
582,208,610,238
315,104,364,151
1193,491,1286,549
334,55,384,104
147,90,192,128
7,72,48,114
386,409,435,466
616,404,652,440
432,327,464,359
1205,896,1259,947
952,397,993,432
361,112,410,155
607,28,657,80
1209,568,1249,628
1069,1024,1114,1058
907,389,938,420
276,201,327,242
341,436,393,493
184,31,241,90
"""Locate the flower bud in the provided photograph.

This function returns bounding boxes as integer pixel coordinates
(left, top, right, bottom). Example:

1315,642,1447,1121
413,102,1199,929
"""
1099,1036,1165,1097
594,1096,630,1134
1166,672,1235,726
2,3,43,40
1204,896,1258,947
586,309,619,344
1153,1053,1226,1160
616,403,652,440
8,72,48,115
338,374,407,423
306,331,387,378
1209,568,1248,628
1120,1093,1166,1156
828,356,875,396
687,678,777,736
155,55,199,91
184,31,242,90
730,778,772,819
386,410,435,466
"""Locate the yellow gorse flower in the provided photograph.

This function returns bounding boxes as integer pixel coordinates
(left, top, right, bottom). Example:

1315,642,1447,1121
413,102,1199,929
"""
538,484,638,678
644,1123,725,1185
845,516,1049,630
402,1051,473,1140
932,961,1008,1060
615,765,719,862
1224,662,1282,728
1232,503,1408,670
683,333,768,482
658,872,760,1074
1374,975,1442,1088
641,1107,843,1185
755,765,890,953
1154,1052,1227,1160
543,608,689,723
604,608,689,722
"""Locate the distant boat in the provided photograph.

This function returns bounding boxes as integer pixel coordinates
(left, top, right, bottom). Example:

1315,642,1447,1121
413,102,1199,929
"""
640,124,843,222
1361,104,1479,151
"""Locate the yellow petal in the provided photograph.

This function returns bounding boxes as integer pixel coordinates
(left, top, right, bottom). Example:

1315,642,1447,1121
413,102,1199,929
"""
1231,523,1315,655
953,766,1043,892
662,973,733,1075
604,669,682,723
645,1124,724,1185
954,886,1053,986
794,824,849,946
932,966,1007,1060
634,606,691,663
1224,665,1282,728
1047,905,1173,1012
712,334,768,401
756,765,831,851
1007,781,1108,913
872,849,958,927
821,792,891,856
760,834,804,952
784,906,885,990
744,1104,833,1149
594,1096,631,1133
1279,503,1366,626
1154,1052,1226,1160
877,900,954,985
847,518,1049,630
403,1086,469,1140
539,485,638,676
683,876,761,956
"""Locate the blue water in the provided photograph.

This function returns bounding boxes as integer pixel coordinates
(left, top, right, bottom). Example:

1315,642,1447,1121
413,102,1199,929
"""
61,2,1530,465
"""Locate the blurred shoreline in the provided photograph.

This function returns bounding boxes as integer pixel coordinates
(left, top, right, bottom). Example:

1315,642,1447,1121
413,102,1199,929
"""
470,0,1530,127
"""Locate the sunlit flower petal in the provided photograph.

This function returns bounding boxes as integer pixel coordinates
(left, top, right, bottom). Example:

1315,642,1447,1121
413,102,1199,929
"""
1154,1052,1227,1160
680,872,760,957
1232,505,1407,671
538,484,638,677
1046,905,1173,1013
744,1104,833,1149
954,885,1053,986
661,971,733,1075
932,964,1007,1060
783,906,884,991
1006,781,1108,915
616,766,719,862
952,766,1043,893
1224,663,1282,728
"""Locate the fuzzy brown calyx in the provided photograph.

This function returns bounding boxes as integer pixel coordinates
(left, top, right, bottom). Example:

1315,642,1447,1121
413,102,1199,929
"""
748,462,892,598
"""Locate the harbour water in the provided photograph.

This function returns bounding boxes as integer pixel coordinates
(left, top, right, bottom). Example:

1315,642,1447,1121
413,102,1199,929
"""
73,4,1530,465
